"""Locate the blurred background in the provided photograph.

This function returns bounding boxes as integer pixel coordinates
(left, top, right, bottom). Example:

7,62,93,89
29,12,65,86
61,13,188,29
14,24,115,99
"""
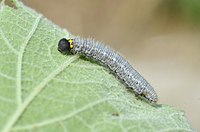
20,0,200,130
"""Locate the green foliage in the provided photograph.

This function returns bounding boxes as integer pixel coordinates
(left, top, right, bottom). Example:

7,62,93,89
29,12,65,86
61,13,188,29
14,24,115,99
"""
0,1,194,132
159,0,200,23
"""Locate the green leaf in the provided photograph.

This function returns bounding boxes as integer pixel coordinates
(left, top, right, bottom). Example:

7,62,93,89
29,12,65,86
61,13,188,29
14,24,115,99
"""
0,1,194,132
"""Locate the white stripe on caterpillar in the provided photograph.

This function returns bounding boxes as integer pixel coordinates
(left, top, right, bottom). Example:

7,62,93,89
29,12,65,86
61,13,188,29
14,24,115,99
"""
58,37,158,103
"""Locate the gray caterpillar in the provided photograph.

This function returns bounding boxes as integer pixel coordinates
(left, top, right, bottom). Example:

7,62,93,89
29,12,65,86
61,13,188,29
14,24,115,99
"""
58,37,158,103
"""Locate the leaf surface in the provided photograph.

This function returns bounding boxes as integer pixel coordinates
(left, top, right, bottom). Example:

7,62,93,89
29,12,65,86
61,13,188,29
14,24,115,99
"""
0,1,193,132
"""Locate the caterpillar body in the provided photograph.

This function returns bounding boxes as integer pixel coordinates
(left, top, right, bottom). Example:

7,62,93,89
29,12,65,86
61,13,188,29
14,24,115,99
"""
58,37,158,103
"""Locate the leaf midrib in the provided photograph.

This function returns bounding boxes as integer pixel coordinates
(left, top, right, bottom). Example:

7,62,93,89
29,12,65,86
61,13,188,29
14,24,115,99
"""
2,54,79,132
1,7,79,131
1,12,42,132
11,98,108,131
16,14,42,106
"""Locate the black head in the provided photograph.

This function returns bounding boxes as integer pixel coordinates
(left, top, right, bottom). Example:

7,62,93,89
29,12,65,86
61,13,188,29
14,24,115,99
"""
58,38,73,54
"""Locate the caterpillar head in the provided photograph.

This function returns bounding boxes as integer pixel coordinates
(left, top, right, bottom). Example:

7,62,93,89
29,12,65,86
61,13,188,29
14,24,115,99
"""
58,38,74,54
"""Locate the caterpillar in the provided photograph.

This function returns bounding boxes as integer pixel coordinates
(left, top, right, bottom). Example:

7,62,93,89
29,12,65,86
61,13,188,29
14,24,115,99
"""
57,37,158,103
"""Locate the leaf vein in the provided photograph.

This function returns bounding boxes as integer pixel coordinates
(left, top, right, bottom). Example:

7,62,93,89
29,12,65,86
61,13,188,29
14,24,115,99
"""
11,98,108,131
16,14,42,106
58,122,68,132
0,96,16,104
0,28,19,55
0,73,15,80
2,55,79,132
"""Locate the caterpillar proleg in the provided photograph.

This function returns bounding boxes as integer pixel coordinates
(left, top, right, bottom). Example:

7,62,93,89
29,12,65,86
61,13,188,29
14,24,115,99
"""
58,37,158,103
